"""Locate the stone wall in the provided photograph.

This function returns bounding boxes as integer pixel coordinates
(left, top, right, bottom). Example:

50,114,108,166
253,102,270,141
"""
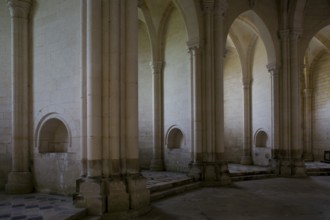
32,0,82,195
0,1,12,189
224,46,243,163
163,8,191,172
252,38,271,166
312,53,330,160
138,21,153,169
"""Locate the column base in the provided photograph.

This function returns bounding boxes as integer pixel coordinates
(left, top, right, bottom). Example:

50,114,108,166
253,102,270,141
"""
149,158,165,171
303,152,313,162
74,174,150,218
201,162,231,186
292,159,307,177
273,159,307,177
73,178,106,216
240,155,252,165
188,162,202,180
5,172,33,194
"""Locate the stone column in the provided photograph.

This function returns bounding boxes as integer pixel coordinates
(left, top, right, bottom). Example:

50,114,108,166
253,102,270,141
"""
289,30,306,177
203,0,215,163
6,0,33,194
267,65,281,161
201,0,231,186
74,0,105,216
241,79,252,165
188,42,202,179
149,61,165,171
303,88,313,161
86,0,102,178
278,29,292,176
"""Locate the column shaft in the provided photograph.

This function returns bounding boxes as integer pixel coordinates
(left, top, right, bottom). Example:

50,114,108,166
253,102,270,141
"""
86,0,102,177
150,61,165,171
6,0,33,194
204,2,215,162
268,65,281,159
109,0,121,175
303,89,313,160
241,79,252,165
125,0,139,174
289,30,303,159
214,3,226,162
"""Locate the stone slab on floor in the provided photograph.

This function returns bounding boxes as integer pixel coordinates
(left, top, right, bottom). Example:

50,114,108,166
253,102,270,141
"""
0,192,86,220
135,176,330,220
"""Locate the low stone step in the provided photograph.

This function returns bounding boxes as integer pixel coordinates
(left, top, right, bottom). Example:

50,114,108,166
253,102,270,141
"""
230,170,273,177
150,182,201,202
148,177,194,193
79,216,102,220
231,174,276,182
306,167,330,176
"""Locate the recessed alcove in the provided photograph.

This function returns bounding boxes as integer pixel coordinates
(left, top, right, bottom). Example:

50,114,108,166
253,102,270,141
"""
255,130,268,148
38,118,69,153
166,127,184,149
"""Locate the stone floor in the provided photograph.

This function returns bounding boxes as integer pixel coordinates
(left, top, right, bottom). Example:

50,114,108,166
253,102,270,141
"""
0,193,85,220
135,176,330,220
0,162,329,220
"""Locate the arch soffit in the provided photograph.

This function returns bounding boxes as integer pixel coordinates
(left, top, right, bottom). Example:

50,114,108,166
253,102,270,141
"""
228,21,258,79
226,10,277,68
139,0,201,61
301,20,330,59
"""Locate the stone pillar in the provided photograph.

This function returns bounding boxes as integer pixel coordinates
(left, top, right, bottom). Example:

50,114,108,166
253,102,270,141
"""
200,0,231,186
188,42,202,180
74,0,105,215
6,0,33,194
241,79,252,165
86,0,102,178
203,0,215,163
149,61,165,171
278,29,292,176
303,56,313,161
267,65,281,166
303,88,313,161
289,30,306,177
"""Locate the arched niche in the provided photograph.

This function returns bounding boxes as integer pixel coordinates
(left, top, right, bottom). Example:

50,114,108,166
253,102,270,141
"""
255,130,268,148
166,126,185,149
36,114,71,153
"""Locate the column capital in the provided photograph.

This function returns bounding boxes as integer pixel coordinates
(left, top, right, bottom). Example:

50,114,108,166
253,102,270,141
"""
187,38,200,50
149,61,164,74
267,63,281,77
290,29,303,40
7,0,32,18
